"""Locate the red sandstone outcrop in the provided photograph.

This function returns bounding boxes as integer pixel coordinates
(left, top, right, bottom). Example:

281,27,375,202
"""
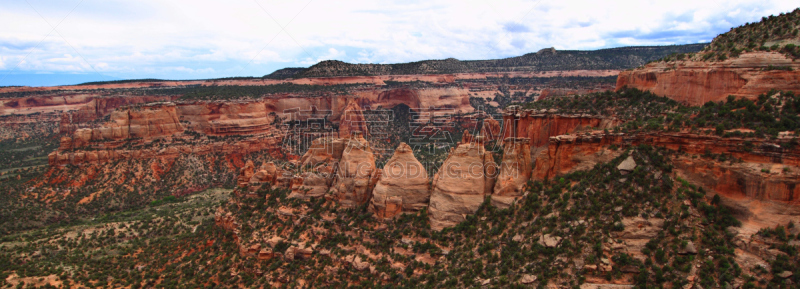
493,138,532,205
337,98,369,138
328,132,378,207
289,172,331,199
533,131,800,228
48,136,283,166
502,106,618,147
617,52,800,105
531,133,623,180
176,101,279,136
237,160,256,188
482,116,502,140
370,142,430,220
298,137,346,168
250,162,280,186
60,103,184,149
428,132,498,230
58,95,176,134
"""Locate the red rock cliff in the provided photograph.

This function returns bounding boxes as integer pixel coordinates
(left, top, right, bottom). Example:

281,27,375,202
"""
502,107,619,147
534,132,800,227
616,52,800,105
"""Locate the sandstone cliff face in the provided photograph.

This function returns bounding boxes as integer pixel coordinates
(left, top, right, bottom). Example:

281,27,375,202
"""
48,137,284,166
493,138,532,203
617,52,800,105
60,103,184,149
532,133,624,180
177,101,278,136
428,132,497,230
58,95,176,134
502,107,618,147
370,142,430,220
337,98,369,138
534,132,800,228
329,132,378,207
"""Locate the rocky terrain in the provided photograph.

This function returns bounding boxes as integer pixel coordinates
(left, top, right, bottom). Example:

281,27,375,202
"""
618,8,800,105
1,11,800,289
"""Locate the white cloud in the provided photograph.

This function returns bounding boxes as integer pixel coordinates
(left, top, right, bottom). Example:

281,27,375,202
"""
0,0,798,81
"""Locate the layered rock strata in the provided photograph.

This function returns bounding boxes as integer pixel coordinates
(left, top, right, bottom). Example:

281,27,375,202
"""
616,52,800,105
534,131,800,227
59,103,184,150
502,106,618,147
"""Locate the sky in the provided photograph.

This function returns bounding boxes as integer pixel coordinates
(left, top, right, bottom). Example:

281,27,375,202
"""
0,0,797,87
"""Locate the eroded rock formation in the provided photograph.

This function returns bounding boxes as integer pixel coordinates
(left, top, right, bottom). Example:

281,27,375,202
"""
59,103,184,150
328,132,378,207
337,98,369,138
617,52,800,105
370,142,430,220
534,131,800,228
502,106,619,147
493,138,532,205
428,132,498,230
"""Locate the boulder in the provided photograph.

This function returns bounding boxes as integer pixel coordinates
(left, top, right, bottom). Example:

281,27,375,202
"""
250,161,279,185
539,234,561,248
257,248,274,260
370,142,430,220
678,241,698,255
617,156,636,174
520,274,537,284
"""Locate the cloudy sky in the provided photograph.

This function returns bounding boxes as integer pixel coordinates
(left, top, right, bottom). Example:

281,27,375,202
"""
0,0,797,86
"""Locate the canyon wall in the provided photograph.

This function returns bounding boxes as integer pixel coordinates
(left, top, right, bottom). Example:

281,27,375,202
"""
533,132,800,227
59,103,184,150
617,52,800,105
501,107,619,147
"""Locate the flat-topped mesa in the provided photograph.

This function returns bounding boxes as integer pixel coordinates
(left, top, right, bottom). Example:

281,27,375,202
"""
492,138,532,206
338,98,369,138
328,131,378,207
617,51,800,105
428,130,498,230
370,142,431,220
59,102,184,150
501,106,618,148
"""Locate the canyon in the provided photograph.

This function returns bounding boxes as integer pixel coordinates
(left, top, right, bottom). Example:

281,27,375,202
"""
3,27,800,287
